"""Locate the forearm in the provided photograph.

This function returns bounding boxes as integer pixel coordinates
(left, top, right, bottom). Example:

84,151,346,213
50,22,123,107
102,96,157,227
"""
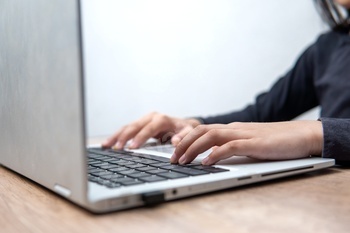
196,105,257,124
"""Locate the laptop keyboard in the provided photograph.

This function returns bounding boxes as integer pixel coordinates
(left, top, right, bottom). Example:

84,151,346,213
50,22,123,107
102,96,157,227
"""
87,148,229,189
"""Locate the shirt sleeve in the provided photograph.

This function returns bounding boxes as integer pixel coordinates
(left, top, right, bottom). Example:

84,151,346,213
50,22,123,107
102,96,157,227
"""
200,43,319,124
321,117,350,165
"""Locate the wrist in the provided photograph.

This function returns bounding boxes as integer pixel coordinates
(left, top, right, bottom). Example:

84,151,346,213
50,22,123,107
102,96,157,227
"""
308,121,324,156
186,118,202,127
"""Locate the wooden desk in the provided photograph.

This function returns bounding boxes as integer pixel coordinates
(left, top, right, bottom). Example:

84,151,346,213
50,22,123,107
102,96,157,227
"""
1,140,350,233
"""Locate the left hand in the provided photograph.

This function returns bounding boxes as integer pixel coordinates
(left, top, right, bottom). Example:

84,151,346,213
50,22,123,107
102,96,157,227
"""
171,121,323,165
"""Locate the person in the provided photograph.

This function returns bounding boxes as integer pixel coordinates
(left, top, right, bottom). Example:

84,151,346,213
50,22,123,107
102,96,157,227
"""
103,0,350,166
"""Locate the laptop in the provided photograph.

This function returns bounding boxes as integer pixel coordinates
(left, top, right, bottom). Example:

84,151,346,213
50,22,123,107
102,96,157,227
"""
0,0,334,213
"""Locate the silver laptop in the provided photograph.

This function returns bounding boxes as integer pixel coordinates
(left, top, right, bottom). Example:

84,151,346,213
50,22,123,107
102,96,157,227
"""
0,0,334,213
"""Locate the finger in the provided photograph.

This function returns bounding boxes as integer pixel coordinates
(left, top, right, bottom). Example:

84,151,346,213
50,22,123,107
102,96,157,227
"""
116,122,150,149
171,126,193,146
177,129,238,164
171,125,210,163
129,122,166,149
112,120,152,150
202,139,253,165
171,124,232,163
114,113,161,148
102,127,125,148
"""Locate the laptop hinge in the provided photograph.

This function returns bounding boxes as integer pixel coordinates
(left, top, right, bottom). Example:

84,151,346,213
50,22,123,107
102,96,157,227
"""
141,191,165,205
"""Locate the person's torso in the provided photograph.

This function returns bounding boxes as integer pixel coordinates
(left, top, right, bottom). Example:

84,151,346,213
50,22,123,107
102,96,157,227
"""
314,31,350,118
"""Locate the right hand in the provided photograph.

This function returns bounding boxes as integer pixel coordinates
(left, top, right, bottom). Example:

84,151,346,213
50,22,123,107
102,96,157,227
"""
102,112,201,149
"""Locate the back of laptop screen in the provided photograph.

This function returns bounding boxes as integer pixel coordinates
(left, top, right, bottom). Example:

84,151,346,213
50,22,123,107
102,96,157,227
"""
0,0,88,204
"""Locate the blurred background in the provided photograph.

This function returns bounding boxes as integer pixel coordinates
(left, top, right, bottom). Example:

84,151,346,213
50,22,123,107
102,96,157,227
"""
81,0,326,138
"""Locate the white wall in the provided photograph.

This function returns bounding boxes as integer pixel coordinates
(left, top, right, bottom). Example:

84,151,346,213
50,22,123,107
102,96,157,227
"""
81,0,326,137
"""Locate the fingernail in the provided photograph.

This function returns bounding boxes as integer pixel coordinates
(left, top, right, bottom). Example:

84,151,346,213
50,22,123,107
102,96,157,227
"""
178,155,187,164
115,142,122,150
202,157,211,165
129,140,140,149
170,153,177,163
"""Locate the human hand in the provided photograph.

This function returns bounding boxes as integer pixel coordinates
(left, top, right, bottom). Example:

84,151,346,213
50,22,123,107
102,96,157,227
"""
102,112,201,149
171,121,323,165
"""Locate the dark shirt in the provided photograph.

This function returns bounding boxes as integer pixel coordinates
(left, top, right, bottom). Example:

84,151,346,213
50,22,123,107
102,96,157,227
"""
200,31,350,164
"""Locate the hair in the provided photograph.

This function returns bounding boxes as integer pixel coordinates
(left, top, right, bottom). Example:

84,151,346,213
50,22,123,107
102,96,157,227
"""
314,0,350,32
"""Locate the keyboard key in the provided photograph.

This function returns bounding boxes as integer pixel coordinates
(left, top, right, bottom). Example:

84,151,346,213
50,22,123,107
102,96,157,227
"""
116,177,144,186
122,180,144,186
137,153,170,162
99,164,119,170
108,150,135,155
133,153,154,159
170,167,210,176
108,174,125,180
89,162,107,167
147,169,168,174
101,157,120,162
114,160,136,166
124,157,144,163
135,166,155,172
148,156,170,163
139,175,167,183
88,175,100,183
125,163,146,169
108,167,129,172
94,156,112,161
88,148,116,156
161,165,180,170
99,174,116,180
114,177,135,183
127,172,152,179
95,171,114,178
105,183,122,189
88,168,101,173
87,154,104,159
148,162,169,167
118,169,138,175
158,171,188,179
88,160,103,165
89,169,107,176
91,162,109,167
138,159,160,165
96,179,113,186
